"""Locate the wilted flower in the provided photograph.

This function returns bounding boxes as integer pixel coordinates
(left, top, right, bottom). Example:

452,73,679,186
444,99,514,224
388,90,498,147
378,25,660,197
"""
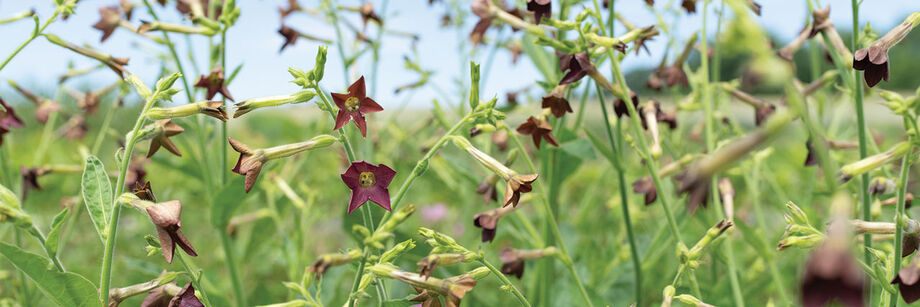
777,26,811,62
809,7,852,67
525,0,551,24
492,129,509,151
868,177,896,196
559,52,594,85
542,89,573,118
169,282,204,307
194,66,234,101
332,76,383,137
893,257,920,304
133,181,156,202
230,135,336,193
499,247,557,278
473,205,515,242
613,91,639,118
308,249,362,276
145,200,197,264
8,80,61,123
58,114,89,140
633,177,658,205
148,100,228,122
516,116,558,149
801,243,865,306
145,119,185,158
92,6,122,42
0,98,24,147
341,161,396,214
453,137,537,208
853,12,920,87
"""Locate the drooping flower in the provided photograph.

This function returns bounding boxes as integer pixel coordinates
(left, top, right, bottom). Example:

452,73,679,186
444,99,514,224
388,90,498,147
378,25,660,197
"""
516,116,558,149
558,52,593,85
525,0,551,24
7,80,61,123
58,114,89,140
632,176,658,205
473,205,515,242
801,243,865,307
359,3,382,27
20,166,49,199
332,76,384,137
308,249,362,276
126,156,149,188
145,119,185,158
0,98,24,147
453,136,537,208
892,257,920,304
120,0,136,20
194,66,234,101
140,284,172,307
133,181,156,202
681,0,697,13
169,282,204,307
853,13,920,87
417,252,476,279
278,0,301,19
146,200,197,264
499,247,557,278
340,161,396,214
229,135,336,193
541,91,573,118
92,6,122,42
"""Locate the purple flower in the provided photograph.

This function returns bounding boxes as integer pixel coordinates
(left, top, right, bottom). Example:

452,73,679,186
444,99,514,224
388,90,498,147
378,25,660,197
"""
893,258,920,303
146,200,197,264
341,161,396,214
541,92,573,118
91,6,122,42
525,0,551,24
147,119,185,158
801,244,865,307
558,52,593,85
516,116,559,149
0,98,24,147
169,282,204,307
332,76,384,138
194,66,234,101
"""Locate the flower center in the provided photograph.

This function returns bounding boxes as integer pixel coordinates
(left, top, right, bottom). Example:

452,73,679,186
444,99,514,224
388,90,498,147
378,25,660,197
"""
359,171,376,187
345,97,361,113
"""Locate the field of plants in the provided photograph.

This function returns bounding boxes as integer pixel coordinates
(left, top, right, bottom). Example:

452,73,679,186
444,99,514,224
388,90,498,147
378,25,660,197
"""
1,0,920,306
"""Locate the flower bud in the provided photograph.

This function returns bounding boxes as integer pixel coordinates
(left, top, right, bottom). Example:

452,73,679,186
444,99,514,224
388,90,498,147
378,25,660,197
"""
147,100,228,121
838,141,911,183
233,91,315,118
313,46,327,82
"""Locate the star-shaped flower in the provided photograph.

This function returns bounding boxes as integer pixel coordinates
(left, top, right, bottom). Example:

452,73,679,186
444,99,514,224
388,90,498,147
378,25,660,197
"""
340,161,396,214
516,116,558,149
92,6,122,42
332,76,383,137
541,92,573,118
194,66,234,101
146,119,184,157
558,52,593,85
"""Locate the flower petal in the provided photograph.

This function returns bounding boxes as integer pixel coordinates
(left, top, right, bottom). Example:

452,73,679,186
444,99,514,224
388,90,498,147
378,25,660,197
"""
333,109,351,131
373,163,397,187
341,164,361,189
360,97,384,114
367,185,391,211
347,187,371,214
349,76,367,99
353,113,368,137
331,92,349,109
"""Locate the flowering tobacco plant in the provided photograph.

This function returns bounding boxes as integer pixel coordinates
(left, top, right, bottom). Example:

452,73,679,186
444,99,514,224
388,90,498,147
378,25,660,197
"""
3,1,920,307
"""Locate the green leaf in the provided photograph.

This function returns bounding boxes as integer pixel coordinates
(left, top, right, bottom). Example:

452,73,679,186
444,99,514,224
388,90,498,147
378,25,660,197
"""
0,242,101,306
560,137,596,160
210,176,254,228
584,129,617,166
81,156,113,243
44,207,70,257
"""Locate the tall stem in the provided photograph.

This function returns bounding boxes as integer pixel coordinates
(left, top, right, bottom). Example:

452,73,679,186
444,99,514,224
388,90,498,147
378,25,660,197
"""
481,259,532,307
890,143,914,307
0,11,59,72
504,126,594,307
850,0,873,273
220,231,246,306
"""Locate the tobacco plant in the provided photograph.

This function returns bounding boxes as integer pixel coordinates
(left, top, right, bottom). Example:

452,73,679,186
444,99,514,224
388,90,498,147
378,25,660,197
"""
2,0,920,306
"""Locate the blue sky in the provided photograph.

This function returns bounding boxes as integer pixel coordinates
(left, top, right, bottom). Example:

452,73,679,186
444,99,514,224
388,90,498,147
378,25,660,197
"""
0,0,918,108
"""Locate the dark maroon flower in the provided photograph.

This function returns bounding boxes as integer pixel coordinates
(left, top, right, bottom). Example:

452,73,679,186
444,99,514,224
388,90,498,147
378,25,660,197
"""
882,193,914,210
147,119,184,158
476,175,499,203
748,0,762,16
332,76,383,137
541,92,573,118
681,0,696,13
177,0,218,18
146,200,197,264
503,173,538,208
20,166,49,199
804,140,818,166
169,282,204,307
92,6,122,42
278,25,300,52
905,232,920,258
613,91,639,118
126,156,149,188
853,46,889,88
470,17,493,46
755,103,776,126
492,129,509,151
499,248,525,278
341,161,396,214
228,138,263,193
801,243,865,307
893,258,920,304
473,206,513,242
526,0,551,24
0,98,24,147
516,116,558,149
194,66,234,101
633,176,658,205
559,52,593,85
658,66,688,88
140,284,172,307
675,170,711,214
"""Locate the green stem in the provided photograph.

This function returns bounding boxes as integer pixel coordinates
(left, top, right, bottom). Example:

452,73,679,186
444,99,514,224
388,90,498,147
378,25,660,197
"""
481,259,532,307
177,253,214,307
0,11,59,72
220,231,246,306
98,89,160,307
594,82,641,304
890,143,913,307
26,225,64,272
504,125,594,307
31,111,58,165
850,0,873,278
92,104,117,155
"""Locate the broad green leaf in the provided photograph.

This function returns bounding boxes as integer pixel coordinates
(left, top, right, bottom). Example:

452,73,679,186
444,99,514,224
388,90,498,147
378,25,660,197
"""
81,156,113,243
560,138,596,160
45,207,70,257
584,129,618,166
210,176,254,228
0,242,100,306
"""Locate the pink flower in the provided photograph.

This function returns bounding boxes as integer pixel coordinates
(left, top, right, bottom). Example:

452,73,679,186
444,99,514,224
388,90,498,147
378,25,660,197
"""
341,161,396,214
332,76,383,137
